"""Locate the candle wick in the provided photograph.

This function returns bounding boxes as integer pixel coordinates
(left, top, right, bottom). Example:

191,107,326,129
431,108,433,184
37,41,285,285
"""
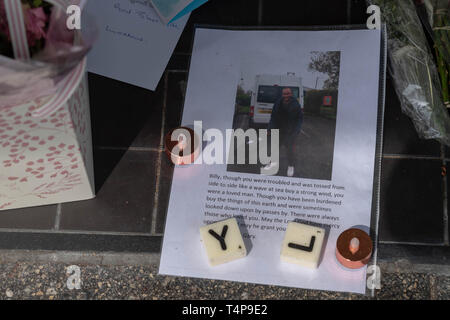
349,237,359,255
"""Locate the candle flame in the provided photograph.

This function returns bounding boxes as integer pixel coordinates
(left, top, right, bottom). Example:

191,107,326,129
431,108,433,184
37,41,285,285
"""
349,237,359,255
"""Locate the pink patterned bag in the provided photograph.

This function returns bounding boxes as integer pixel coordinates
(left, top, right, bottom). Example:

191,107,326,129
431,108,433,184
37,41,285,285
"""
0,0,95,210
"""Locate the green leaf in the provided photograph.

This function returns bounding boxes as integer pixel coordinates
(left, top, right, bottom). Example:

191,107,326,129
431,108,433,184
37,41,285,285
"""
32,0,43,8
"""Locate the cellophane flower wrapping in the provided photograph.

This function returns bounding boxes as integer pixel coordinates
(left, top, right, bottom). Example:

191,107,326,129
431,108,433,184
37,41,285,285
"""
371,0,450,146
0,0,97,109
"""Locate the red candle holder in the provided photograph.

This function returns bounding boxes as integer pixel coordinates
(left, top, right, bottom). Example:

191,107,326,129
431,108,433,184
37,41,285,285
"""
336,228,373,269
164,127,201,165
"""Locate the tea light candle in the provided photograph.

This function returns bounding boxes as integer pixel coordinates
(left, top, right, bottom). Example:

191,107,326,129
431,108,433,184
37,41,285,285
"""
164,127,200,165
336,228,373,269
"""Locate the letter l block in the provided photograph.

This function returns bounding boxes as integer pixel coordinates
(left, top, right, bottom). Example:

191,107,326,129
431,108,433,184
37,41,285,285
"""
280,222,325,268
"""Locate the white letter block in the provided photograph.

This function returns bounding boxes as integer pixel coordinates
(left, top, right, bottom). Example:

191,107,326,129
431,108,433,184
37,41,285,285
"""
200,218,247,266
280,222,325,269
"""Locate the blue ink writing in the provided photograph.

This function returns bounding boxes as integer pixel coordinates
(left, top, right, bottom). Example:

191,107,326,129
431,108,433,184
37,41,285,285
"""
114,2,131,14
105,25,144,42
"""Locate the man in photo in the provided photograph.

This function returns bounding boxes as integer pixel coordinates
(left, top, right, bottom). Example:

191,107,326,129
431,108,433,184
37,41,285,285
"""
266,87,303,177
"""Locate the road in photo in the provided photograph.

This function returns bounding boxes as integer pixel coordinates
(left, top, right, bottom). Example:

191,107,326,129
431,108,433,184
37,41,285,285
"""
227,112,336,180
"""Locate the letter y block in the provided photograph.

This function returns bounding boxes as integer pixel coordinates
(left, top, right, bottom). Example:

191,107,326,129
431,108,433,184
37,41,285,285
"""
200,218,247,266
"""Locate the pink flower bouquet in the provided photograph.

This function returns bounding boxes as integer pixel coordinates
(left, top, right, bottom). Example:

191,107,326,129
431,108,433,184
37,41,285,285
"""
1,1,52,57
0,0,96,109
0,0,97,211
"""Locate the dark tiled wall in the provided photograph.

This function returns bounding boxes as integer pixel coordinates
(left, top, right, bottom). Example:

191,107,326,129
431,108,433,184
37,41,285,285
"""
0,0,448,248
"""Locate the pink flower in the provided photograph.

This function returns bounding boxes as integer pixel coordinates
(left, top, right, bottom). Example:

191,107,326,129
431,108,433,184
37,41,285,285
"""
0,3,49,48
24,7,48,46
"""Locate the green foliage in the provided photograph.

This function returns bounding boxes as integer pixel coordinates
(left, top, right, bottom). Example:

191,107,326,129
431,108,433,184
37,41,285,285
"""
370,0,450,145
21,0,51,8
430,0,450,105
32,0,43,7
235,85,252,107
308,51,341,90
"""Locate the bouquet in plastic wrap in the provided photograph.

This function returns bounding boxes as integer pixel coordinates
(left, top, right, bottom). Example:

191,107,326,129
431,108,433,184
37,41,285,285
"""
0,0,99,210
0,0,96,109
371,0,450,145
426,0,450,107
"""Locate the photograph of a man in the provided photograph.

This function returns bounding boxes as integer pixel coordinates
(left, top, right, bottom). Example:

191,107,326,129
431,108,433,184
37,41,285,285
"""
228,50,340,180
265,87,303,177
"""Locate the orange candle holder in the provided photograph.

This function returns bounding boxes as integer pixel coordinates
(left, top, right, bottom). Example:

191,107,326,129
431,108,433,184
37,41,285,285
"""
336,228,373,269
164,127,200,165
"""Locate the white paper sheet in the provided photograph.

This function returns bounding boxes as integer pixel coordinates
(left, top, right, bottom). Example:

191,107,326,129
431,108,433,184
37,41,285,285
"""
84,0,189,90
159,28,382,294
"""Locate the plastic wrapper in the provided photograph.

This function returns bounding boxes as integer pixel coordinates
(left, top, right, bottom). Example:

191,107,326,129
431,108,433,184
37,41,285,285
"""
0,0,97,109
371,0,450,145
425,0,450,107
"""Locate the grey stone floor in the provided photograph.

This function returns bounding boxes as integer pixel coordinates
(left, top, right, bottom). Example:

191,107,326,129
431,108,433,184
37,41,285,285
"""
0,251,448,300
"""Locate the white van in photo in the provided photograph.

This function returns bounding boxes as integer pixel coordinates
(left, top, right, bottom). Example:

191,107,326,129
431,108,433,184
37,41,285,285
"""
249,73,303,127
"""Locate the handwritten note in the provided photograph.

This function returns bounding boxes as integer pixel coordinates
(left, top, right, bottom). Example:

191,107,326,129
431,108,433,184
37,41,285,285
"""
84,0,189,90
